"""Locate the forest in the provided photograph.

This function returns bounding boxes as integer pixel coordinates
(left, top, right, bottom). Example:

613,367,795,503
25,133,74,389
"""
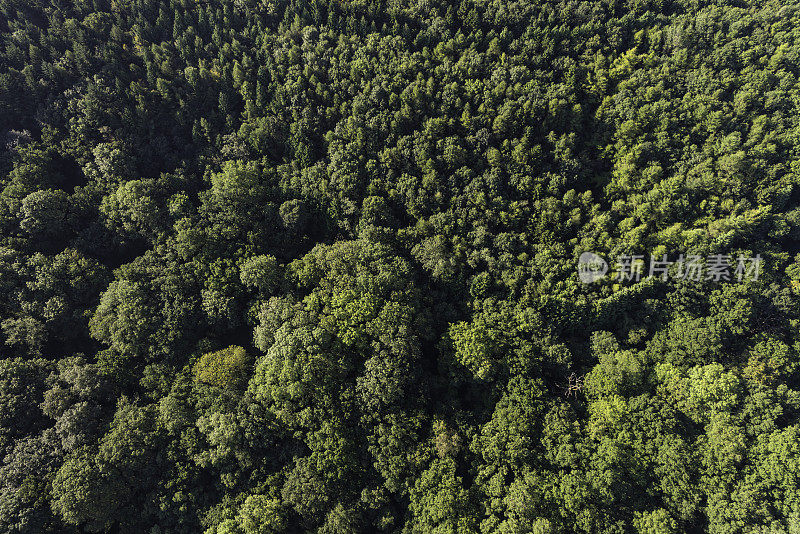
1,0,800,532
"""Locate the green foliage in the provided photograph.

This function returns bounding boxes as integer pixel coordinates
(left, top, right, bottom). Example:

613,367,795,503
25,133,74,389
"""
193,345,251,390
0,0,799,532
239,255,280,294
409,457,477,533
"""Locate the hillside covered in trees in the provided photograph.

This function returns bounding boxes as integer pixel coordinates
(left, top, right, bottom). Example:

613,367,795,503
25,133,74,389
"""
1,0,800,532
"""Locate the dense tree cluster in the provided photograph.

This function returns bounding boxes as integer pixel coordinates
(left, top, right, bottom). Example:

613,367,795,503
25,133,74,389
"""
1,0,800,532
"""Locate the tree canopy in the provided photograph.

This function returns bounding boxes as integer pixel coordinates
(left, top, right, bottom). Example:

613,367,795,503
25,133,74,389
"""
0,0,799,532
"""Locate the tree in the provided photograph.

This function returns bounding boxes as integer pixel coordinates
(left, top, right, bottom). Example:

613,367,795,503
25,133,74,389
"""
408,457,477,534
193,345,252,390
